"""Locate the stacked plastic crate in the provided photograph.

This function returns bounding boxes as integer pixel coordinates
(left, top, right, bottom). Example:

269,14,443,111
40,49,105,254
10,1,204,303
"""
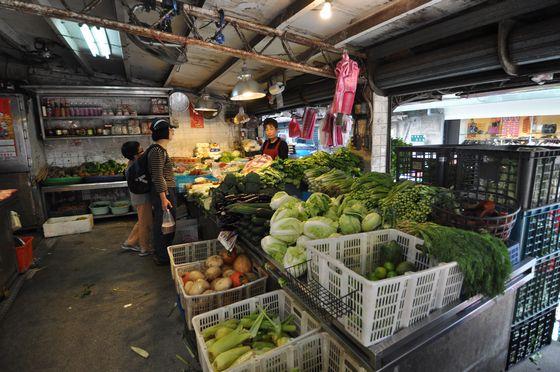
396,145,560,369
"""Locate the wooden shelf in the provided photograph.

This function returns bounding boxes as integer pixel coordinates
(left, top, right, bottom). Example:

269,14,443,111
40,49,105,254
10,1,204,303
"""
42,115,169,120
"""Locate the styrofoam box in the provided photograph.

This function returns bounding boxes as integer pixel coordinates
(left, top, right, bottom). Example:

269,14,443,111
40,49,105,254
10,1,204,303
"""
228,332,367,372
306,229,463,347
43,214,94,238
192,290,320,372
167,239,223,282
176,261,268,330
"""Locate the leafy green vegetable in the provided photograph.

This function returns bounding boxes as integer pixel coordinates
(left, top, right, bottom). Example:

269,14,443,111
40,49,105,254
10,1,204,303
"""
398,221,511,297
304,192,331,217
380,182,438,227
283,246,307,277
362,212,382,232
270,218,303,244
261,236,288,261
303,217,338,239
339,214,361,235
270,192,298,210
348,172,394,211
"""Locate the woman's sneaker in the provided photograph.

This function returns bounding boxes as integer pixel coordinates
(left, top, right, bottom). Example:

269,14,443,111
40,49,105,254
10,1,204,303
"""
121,243,140,252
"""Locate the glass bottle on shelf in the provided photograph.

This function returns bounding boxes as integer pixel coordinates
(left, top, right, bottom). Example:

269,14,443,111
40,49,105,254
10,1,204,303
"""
41,99,47,117
60,99,66,117
53,100,60,117
46,99,52,117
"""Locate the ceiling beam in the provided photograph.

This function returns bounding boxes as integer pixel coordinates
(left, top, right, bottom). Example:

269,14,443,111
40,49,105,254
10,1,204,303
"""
114,0,131,82
34,0,95,75
370,0,560,59
258,0,438,82
0,0,335,78
163,0,206,87
0,19,29,61
195,0,321,92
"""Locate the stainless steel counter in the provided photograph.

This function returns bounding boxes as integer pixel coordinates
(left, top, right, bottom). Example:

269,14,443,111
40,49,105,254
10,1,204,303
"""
41,181,128,193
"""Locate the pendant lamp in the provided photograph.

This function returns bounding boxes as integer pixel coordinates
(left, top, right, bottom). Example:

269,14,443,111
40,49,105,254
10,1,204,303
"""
230,62,265,101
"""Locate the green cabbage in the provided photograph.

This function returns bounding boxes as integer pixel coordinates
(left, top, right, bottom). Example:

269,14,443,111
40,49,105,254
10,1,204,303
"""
271,201,308,222
339,214,362,235
305,192,331,217
329,232,342,238
260,235,288,261
342,200,368,221
303,217,338,239
362,212,382,232
283,245,307,277
270,217,303,244
296,235,312,248
270,191,298,210
324,205,339,221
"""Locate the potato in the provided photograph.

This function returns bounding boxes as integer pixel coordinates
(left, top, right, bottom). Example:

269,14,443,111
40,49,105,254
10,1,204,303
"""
186,270,205,281
187,279,211,296
213,277,232,291
206,255,223,268
222,269,235,278
205,267,222,281
184,281,194,293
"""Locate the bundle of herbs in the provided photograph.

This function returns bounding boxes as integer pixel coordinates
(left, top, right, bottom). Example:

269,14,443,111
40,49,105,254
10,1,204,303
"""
398,221,511,298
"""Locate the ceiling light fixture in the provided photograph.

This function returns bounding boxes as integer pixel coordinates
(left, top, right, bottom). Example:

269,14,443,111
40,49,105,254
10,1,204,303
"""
91,26,111,59
80,24,111,59
195,93,218,112
320,0,333,20
80,24,99,57
230,62,265,101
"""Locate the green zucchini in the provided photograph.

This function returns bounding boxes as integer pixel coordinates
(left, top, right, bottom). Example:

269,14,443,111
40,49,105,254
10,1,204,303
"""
254,208,274,218
251,217,269,226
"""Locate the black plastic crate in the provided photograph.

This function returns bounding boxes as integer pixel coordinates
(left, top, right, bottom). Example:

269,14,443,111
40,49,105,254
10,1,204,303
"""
513,252,560,325
508,240,521,267
510,203,560,260
453,145,560,210
395,145,456,186
507,306,556,369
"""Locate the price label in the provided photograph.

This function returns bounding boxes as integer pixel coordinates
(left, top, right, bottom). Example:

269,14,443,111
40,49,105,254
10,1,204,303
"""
218,230,238,252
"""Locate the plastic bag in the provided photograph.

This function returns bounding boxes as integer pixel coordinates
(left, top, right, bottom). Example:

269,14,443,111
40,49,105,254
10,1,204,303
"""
162,209,175,234
288,117,301,138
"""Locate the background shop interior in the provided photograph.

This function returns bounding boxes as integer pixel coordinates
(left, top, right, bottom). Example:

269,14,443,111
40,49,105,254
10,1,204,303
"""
1,0,560,372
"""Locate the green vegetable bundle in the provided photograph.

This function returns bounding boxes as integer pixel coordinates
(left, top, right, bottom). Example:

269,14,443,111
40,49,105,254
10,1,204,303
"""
348,172,394,210
380,181,438,227
306,169,354,196
398,221,511,297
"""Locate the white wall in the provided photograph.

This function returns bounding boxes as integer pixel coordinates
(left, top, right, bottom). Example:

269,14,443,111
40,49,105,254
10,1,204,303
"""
391,111,445,145
45,110,240,166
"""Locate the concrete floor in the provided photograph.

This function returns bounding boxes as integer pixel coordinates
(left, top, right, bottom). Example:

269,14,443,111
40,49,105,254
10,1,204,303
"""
0,220,194,372
509,341,560,372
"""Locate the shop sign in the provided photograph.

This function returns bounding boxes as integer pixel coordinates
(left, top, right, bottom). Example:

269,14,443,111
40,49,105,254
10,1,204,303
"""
410,134,425,143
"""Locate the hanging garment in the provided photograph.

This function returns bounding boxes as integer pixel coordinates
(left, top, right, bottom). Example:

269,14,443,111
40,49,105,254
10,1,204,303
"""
331,52,359,115
301,108,317,140
288,117,301,138
322,113,335,147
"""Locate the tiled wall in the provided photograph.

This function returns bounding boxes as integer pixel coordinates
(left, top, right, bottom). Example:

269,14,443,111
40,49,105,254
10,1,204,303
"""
45,110,240,166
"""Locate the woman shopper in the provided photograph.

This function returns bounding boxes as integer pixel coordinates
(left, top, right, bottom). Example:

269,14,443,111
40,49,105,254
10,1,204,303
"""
148,119,177,265
261,118,289,160
121,141,153,256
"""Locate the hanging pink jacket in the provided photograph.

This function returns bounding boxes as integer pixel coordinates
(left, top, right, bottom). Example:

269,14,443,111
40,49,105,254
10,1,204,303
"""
331,52,359,115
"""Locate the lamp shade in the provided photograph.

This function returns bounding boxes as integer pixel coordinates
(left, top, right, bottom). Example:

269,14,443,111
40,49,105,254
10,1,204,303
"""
230,62,265,101
194,93,218,112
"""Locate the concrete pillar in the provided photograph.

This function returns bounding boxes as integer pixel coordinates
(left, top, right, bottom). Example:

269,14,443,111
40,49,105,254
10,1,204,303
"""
370,93,389,172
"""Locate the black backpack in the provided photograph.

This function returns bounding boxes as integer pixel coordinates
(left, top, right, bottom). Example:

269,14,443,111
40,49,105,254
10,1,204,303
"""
126,144,163,194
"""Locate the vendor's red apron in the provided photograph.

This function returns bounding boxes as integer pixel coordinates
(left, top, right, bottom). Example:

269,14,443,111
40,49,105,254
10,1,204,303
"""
262,139,281,159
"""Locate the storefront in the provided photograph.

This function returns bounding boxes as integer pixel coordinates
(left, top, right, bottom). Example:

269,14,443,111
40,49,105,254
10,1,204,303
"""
0,1,559,372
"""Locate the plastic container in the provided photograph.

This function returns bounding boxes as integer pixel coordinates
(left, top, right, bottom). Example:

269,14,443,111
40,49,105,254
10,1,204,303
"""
512,251,560,325
306,229,463,347
432,190,520,241
89,201,110,216
507,306,557,369
42,176,82,186
167,239,223,282
510,203,560,260
192,290,320,372
453,145,560,210
228,332,367,372
395,145,456,186
15,236,33,273
507,240,521,267
43,214,94,238
176,261,268,330
110,200,130,215
161,208,175,234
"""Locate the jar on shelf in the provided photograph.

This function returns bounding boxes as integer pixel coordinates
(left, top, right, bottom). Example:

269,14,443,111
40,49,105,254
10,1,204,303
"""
141,121,150,134
121,123,129,135
96,127,103,136
87,128,94,136
103,124,112,136
128,120,140,135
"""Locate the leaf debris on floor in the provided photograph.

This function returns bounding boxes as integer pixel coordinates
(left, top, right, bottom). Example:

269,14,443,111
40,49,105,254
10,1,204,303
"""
130,346,149,359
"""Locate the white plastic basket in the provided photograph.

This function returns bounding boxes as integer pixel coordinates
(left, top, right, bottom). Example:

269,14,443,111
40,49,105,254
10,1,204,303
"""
167,239,223,282
176,261,268,330
192,289,320,372
227,332,367,372
306,229,463,347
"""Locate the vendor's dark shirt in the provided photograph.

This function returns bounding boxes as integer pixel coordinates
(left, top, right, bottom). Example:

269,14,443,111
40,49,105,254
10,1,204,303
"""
262,139,289,159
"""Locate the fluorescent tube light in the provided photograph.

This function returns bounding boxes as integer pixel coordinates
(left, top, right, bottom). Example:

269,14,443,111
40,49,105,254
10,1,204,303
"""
91,26,111,59
80,24,99,57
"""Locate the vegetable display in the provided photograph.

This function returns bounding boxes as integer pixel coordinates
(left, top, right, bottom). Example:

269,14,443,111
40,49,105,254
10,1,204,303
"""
365,241,416,281
380,181,438,227
201,308,299,371
348,172,395,210
181,253,259,295
398,221,511,297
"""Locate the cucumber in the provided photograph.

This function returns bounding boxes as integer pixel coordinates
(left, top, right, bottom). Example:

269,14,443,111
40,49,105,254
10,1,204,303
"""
254,208,274,219
251,217,269,226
